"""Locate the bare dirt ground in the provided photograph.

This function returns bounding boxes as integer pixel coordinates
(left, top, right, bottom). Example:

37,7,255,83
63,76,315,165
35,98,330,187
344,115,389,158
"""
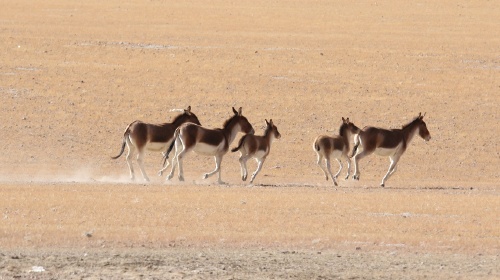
1,0,499,279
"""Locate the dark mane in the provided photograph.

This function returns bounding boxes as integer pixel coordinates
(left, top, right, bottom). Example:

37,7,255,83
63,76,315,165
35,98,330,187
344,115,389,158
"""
338,123,347,136
264,123,273,136
222,114,237,129
401,116,421,130
350,123,361,132
171,112,188,125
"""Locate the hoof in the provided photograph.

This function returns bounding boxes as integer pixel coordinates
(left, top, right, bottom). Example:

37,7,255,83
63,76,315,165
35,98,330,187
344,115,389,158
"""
158,171,163,176
242,175,247,181
203,174,208,179
380,183,385,187
166,175,173,181
333,181,338,187
179,176,184,181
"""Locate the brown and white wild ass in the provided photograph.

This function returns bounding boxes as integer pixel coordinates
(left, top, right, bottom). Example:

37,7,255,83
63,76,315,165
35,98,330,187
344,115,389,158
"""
163,107,254,184
231,119,281,184
313,117,361,186
112,106,201,181
351,113,431,187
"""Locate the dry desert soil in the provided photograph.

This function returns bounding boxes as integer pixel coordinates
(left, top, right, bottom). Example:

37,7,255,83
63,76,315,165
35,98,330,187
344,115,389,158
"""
1,0,499,279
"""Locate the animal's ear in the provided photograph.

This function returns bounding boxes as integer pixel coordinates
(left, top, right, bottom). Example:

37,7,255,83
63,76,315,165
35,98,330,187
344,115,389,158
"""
346,117,350,123
422,112,426,119
185,106,191,114
232,107,238,115
238,107,242,116
269,119,273,125
342,117,346,123
265,119,269,126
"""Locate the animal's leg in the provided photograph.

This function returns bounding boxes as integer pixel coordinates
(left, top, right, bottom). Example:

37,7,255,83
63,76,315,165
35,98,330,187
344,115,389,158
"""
316,153,329,180
380,156,400,187
203,157,218,179
203,155,224,184
352,150,371,180
389,165,398,176
216,155,225,184
166,156,176,181
166,141,181,181
344,156,351,180
334,158,343,179
158,158,169,176
160,139,181,176
125,142,136,181
136,150,150,182
250,158,266,184
176,149,190,182
326,159,338,186
239,155,250,181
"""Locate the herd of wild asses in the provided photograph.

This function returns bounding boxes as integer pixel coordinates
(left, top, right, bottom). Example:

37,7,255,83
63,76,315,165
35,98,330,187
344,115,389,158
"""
113,106,431,187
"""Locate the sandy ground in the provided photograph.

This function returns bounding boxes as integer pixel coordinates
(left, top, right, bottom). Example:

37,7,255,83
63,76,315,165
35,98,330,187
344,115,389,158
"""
1,0,499,278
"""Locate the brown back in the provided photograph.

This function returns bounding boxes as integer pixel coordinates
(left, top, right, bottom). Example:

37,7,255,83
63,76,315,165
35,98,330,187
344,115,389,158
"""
233,119,280,155
314,117,360,156
359,113,431,151
128,106,201,149
177,107,254,152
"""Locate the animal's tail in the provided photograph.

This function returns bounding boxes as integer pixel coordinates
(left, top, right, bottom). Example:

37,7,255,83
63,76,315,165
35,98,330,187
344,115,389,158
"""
312,136,322,152
163,127,181,163
313,141,320,152
350,135,360,158
231,135,248,152
111,122,133,159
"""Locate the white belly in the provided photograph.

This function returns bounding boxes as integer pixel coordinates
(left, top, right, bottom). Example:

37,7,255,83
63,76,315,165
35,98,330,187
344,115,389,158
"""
145,141,169,152
374,144,401,157
193,142,221,156
330,149,343,159
253,150,268,159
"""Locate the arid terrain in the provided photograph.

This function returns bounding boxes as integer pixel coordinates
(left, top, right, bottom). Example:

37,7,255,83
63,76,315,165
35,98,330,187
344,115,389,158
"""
1,0,499,279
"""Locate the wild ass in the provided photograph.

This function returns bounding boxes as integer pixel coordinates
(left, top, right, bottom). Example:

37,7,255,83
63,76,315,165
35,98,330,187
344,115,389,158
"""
231,119,281,184
313,117,361,186
112,106,201,181
351,113,431,187
163,107,254,184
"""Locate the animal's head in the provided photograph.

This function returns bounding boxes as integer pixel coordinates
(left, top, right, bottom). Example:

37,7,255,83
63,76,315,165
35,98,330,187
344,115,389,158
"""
232,107,254,135
265,119,281,140
340,117,361,136
416,112,431,141
181,106,201,125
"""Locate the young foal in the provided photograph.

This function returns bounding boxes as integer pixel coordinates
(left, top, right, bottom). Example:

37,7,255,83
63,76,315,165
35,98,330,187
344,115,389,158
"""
351,113,431,187
231,119,281,184
313,117,361,186
164,107,254,184
112,106,201,181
